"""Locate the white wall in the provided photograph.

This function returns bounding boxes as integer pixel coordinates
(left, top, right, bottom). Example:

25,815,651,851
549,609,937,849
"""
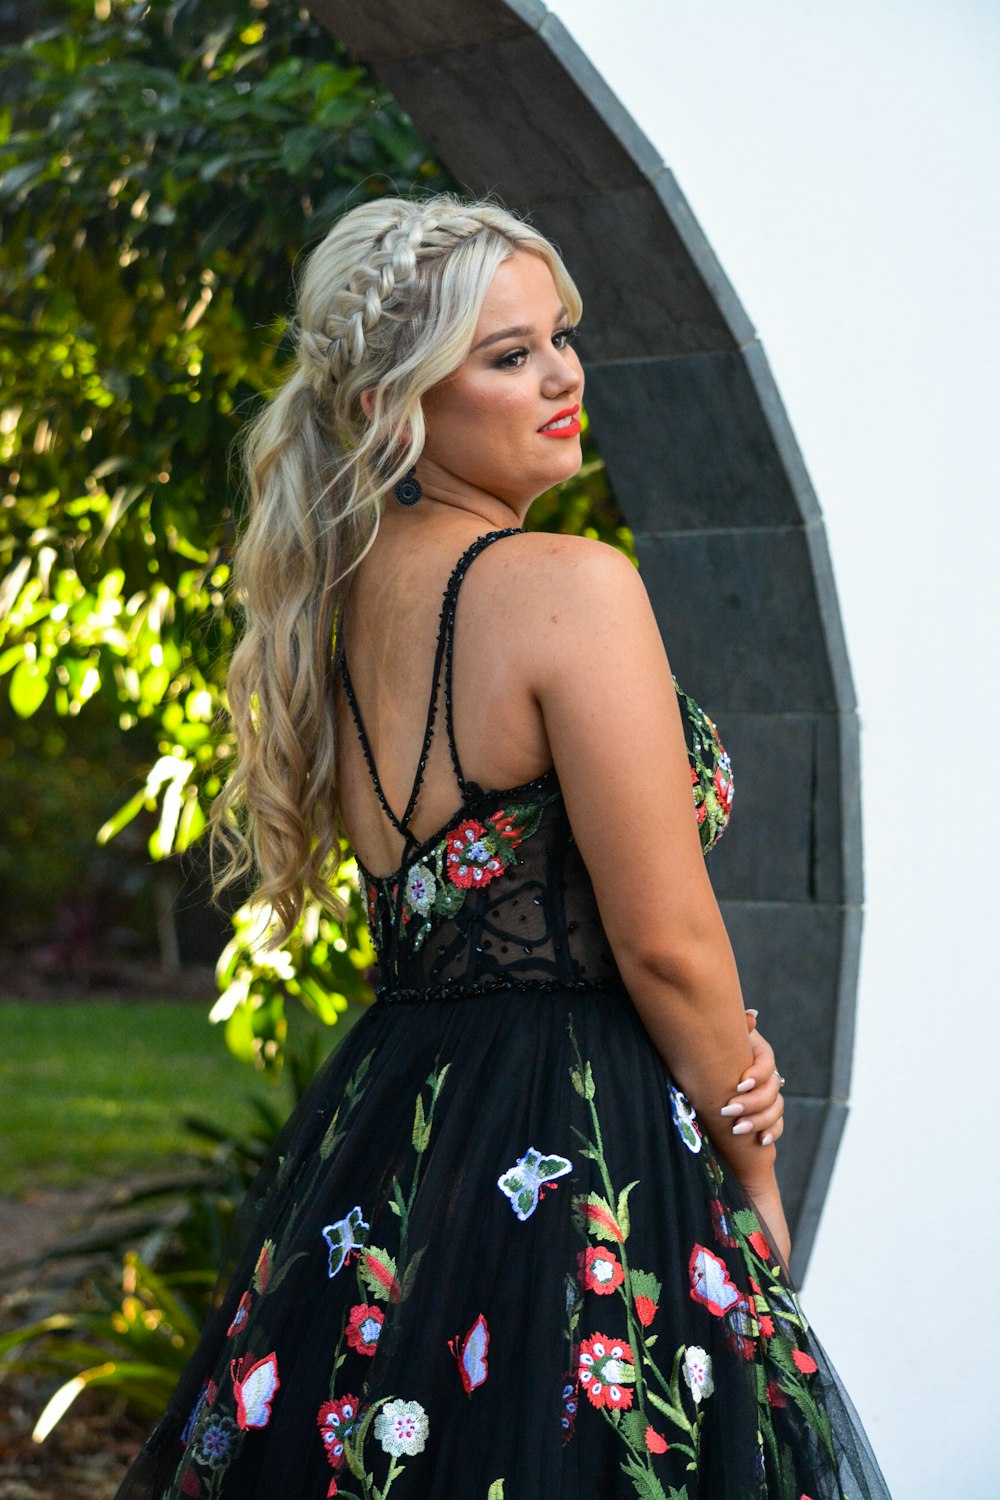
547,3,1000,1495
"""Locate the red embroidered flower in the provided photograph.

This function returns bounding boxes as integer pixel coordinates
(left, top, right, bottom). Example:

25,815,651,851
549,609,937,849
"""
577,1246,625,1295
445,819,505,889
578,1333,635,1410
792,1348,818,1375
758,1311,776,1339
766,1380,788,1407
317,1394,362,1471
714,761,734,814
226,1292,252,1338
748,1230,772,1259
645,1425,669,1454
559,1373,579,1443
180,1470,200,1496
709,1197,737,1248
634,1294,658,1328
345,1303,384,1356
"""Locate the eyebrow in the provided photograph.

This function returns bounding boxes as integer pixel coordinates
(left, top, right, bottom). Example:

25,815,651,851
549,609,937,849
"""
472,305,569,352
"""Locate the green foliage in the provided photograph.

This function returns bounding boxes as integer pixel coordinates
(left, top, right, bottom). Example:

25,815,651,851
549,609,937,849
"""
0,0,631,1061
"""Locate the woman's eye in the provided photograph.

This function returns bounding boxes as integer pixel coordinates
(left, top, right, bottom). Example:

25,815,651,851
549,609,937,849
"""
554,324,580,349
495,325,580,368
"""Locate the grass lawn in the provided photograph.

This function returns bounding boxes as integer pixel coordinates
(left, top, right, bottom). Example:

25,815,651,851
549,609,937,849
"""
0,999,361,1197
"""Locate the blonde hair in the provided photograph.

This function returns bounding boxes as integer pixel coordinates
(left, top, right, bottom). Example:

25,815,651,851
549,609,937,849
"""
210,192,583,943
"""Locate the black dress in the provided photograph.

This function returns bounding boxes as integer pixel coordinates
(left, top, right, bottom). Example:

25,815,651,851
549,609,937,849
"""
117,529,891,1500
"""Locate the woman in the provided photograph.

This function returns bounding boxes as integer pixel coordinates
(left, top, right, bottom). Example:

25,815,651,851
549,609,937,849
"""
117,194,891,1498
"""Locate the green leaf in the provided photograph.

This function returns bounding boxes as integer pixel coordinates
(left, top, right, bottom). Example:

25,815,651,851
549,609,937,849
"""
9,658,49,717
487,1482,505,1500
615,1179,640,1241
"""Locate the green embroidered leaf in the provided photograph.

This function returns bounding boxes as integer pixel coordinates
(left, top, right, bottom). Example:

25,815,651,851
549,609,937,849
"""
359,1246,401,1304
319,1106,342,1161
615,1179,640,1241
572,1191,623,1243
487,1482,506,1500
268,1249,309,1295
569,1065,596,1100
344,1394,389,1480
619,1454,670,1500
618,1407,649,1450
646,1387,691,1434
399,1244,426,1301
630,1268,663,1304
667,1489,691,1500
430,1061,452,1101
644,1334,658,1348
412,1093,431,1153
732,1207,762,1238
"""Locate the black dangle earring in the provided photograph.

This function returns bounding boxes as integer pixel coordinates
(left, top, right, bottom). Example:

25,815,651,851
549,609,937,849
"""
393,465,422,507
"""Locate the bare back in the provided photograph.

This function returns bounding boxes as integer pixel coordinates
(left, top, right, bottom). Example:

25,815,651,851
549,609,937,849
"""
334,523,550,879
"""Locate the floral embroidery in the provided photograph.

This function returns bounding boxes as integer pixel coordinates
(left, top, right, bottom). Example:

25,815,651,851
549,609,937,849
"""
560,1374,579,1442
345,1302,384,1356
669,1083,703,1153
226,1292,252,1338
577,1245,625,1295
180,1378,216,1445
373,1398,429,1457
645,1425,669,1453
578,1333,636,1410
682,1345,715,1404
675,676,734,853
193,1413,239,1469
369,794,557,951
497,1147,572,1221
317,1394,362,1472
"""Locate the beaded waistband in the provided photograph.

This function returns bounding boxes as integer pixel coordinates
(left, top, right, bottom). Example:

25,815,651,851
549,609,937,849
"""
374,974,628,1006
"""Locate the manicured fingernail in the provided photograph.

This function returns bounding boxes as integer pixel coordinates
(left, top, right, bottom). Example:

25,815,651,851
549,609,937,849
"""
720,1103,743,1117
736,1079,756,1094
760,1133,774,1147
747,1008,759,1016
732,1120,754,1135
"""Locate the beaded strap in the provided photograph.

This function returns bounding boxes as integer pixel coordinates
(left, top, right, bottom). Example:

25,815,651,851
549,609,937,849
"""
336,528,524,840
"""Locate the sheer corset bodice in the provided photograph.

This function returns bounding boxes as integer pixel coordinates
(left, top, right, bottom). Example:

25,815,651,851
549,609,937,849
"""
336,529,735,1004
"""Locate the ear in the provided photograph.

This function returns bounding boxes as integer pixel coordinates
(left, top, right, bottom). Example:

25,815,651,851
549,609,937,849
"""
360,387,375,421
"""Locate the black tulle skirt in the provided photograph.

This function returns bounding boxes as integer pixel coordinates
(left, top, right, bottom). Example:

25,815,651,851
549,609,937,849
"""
116,986,891,1499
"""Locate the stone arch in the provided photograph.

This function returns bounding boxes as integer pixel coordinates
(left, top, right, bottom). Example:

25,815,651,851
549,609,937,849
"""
306,0,862,1280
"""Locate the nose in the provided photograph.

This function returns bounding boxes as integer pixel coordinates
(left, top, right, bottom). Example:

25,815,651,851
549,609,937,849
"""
542,343,583,399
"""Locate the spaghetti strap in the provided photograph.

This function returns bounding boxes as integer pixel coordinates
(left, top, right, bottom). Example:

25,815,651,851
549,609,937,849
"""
336,527,524,845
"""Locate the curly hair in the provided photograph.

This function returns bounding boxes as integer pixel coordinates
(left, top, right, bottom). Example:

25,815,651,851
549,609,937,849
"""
210,192,583,943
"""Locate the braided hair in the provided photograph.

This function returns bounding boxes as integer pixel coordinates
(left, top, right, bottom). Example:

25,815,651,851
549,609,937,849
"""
211,193,583,944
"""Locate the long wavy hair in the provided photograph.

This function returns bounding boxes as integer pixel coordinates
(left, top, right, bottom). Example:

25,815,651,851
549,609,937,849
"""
210,192,583,944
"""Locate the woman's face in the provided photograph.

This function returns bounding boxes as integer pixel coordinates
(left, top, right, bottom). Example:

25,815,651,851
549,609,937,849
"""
419,250,585,508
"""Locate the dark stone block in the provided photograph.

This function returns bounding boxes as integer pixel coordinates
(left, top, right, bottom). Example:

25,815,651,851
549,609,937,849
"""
529,175,753,359
705,712,863,906
634,525,856,714
775,1099,848,1283
306,0,545,63
581,344,818,525
718,901,862,1100
376,27,662,202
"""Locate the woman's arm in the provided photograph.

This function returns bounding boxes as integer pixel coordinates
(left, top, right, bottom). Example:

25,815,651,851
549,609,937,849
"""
522,535,784,1199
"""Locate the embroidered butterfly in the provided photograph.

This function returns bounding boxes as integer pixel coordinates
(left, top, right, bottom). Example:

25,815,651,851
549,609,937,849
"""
688,1243,741,1317
497,1147,572,1221
322,1206,370,1278
448,1313,490,1395
230,1351,280,1431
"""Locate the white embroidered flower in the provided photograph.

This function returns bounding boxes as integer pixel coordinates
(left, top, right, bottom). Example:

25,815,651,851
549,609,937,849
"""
405,863,436,915
374,1398,429,1457
682,1345,714,1403
669,1085,702,1154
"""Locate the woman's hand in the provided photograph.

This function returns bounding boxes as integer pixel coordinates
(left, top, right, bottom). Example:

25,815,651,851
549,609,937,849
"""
719,1010,785,1150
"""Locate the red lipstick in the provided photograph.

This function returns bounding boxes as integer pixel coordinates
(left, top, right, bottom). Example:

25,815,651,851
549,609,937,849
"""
538,403,582,439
